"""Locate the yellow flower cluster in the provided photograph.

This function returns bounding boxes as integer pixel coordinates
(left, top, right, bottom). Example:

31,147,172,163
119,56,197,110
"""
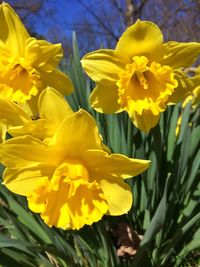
0,3,199,230
0,3,150,230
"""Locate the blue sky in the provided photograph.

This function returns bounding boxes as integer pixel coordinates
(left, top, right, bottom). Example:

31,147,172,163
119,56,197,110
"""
32,1,85,37
7,0,85,39
5,0,200,56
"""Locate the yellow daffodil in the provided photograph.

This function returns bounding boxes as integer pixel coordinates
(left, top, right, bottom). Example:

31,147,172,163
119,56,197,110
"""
0,3,73,107
175,67,200,136
81,20,200,132
182,67,200,108
0,110,149,230
0,87,73,141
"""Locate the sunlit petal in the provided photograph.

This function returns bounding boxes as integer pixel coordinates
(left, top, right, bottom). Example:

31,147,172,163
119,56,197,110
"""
40,69,74,96
0,96,29,126
116,20,163,59
159,41,200,68
25,38,63,71
0,3,29,56
81,49,127,85
3,165,54,196
93,174,133,215
39,87,73,127
84,149,150,179
129,109,160,133
90,83,123,113
54,110,102,156
8,119,54,140
0,135,61,168
0,122,7,143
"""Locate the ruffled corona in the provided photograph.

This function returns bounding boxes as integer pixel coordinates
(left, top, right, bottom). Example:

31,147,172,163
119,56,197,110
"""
28,159,109,230
117,56,178,118
0,52,40,102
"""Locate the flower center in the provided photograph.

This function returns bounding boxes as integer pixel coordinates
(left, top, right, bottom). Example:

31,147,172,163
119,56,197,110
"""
0,53,40,102
117,56,177,116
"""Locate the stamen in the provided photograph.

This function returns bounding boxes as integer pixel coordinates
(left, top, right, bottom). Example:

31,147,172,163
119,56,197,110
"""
135,71,148,90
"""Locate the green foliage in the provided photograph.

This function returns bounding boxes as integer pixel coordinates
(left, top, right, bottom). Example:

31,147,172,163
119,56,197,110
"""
0,34,200,267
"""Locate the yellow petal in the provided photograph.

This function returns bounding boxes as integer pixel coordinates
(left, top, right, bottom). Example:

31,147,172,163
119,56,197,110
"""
129,110,160,133
25,38,63,71
90,83,123,113
0,122,7,143
116,20,163,59
21,97,38,118
0,96,30,126
84,149,145,215
38,87,73,127
84,150,150,179
8,119,54,140
0,3,29,56
54,110,102,156
3,164,54,196
81,49,127,85
28,184,48,213
0,135,60,168
185,70,200,107
18,101,34,117
40,69,74,96
168,70,194,104
159,41,200,68
94,174,133,215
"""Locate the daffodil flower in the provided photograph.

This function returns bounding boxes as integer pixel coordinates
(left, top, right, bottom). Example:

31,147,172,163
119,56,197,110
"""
182,67,200,108
175,67,200,136
0,3,73,107
81,20,200,132
0,110,149,230
0,87,73,141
